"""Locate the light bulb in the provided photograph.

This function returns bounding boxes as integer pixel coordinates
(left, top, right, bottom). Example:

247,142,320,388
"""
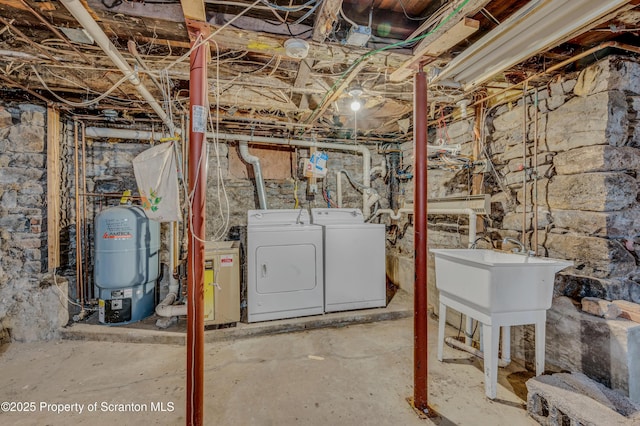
350,99,362,112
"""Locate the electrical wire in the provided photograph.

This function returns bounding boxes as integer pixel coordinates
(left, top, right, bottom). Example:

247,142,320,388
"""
208,39,232,242
31,65,131,107
259,0,319,13
51,268,97,312
397,0,429,21
304,0,473,127
339,4,359,28
162,0,263,72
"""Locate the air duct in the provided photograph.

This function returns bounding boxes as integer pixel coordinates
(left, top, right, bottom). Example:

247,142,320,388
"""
238,141,268,210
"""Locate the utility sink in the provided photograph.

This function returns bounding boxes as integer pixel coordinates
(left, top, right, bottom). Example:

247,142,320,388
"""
430,248,572,400
430,249,572,316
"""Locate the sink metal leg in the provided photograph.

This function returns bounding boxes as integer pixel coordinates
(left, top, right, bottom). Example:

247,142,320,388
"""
482,323,500,399
535,315,546,376
438,302,446,362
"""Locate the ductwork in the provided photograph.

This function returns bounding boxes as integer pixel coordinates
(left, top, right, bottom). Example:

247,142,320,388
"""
238,141,268,210
84,127,374,216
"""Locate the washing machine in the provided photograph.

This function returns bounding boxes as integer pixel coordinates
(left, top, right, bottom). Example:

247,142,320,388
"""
247,209,324,322
311,208,386,312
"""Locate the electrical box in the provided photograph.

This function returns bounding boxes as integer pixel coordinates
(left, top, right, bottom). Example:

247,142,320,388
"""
204,241,240,325
345,25,371,47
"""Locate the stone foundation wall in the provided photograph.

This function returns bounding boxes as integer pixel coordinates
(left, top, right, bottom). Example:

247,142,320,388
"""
206,141,386,236
385,56,640,400
56,134,385,311
0,104,68,341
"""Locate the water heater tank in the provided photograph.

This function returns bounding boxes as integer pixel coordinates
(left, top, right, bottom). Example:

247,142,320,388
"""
94,205,160,325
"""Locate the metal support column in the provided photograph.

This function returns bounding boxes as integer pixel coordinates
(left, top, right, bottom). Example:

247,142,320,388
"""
413,67,429,413
186,29,208,426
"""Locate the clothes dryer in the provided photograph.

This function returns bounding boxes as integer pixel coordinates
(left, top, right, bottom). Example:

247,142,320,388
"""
247,209,324,322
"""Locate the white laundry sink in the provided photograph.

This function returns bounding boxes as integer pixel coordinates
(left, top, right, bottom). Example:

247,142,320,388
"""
431,249,572,315
431,248,572,400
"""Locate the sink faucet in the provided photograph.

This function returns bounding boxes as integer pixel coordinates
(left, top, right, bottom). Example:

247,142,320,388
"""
502,237,535,256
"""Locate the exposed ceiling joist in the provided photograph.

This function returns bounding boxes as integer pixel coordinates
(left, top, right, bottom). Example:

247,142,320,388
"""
312,0,342,42
390,0,492,82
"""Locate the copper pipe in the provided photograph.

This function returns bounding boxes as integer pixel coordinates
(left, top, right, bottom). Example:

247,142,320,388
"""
81,124,90,299
522,83,528,249
73,121,84,308
533,90,539,255
20,0,93,64
413,67,429,413
186,28,208,426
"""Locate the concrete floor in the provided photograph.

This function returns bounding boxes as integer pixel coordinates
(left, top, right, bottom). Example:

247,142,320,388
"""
0,309,537,426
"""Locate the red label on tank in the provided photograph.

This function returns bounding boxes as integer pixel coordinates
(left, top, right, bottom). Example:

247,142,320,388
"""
220,255,234,266
103,232,133,239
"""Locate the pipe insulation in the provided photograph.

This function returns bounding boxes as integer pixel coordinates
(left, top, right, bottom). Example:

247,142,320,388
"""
84,127,373,216
60,0,176,135
155,292,187,317
238,142,268,209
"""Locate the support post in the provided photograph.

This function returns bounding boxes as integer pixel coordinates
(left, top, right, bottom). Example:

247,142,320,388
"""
186,28,208,426
413,67,429,412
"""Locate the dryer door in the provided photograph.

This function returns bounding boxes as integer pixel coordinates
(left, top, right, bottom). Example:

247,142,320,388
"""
256,244,317,293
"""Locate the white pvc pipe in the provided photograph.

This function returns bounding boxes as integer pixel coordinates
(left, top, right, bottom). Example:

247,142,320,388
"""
60,0,176,135
370,208,413,221
428,208,478,249
84,127,373,216
371,207,477,248
155,292,187,317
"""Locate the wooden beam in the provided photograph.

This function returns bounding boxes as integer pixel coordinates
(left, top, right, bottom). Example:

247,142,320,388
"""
391,17,480,82
180,0,206,22
47,106,60,271
0,73,51,104
416,17,479,59
471,103,485,233
292,58,314,109
305,59,367,126
312,0,342,42
390,0,491,82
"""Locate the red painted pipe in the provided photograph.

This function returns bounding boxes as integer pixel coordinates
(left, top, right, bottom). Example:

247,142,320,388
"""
186,30,208,426
413,67,429,412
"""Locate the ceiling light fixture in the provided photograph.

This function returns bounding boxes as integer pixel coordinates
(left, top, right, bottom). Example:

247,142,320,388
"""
432,0,629,90
348,86,363,112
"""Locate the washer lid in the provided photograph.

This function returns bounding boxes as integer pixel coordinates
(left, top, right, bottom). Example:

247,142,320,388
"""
248,209,310,225
311,208,364,224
